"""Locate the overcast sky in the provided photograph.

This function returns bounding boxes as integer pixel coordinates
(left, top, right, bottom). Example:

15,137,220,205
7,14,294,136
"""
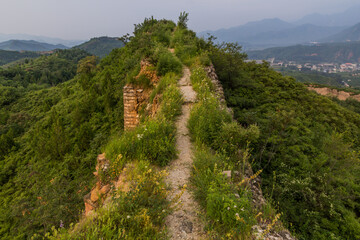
0,0,359,40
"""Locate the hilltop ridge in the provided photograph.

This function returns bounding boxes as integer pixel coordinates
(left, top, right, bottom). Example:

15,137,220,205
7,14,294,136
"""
74,37,124,58
1,16,360,240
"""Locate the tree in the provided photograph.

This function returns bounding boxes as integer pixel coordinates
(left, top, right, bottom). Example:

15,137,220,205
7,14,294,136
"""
178,11,189,29
77,56,97,90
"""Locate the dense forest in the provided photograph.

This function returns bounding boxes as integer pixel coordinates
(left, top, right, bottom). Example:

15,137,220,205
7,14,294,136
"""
0,50,41,66
1,15,360,240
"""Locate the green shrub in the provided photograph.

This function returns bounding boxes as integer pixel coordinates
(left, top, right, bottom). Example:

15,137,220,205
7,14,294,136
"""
188,96,232,146
170,28,197,48
159,83,183,121
211,42,360,239
207,188,255,237
213,122,260,155
190,67,213,97
191,147,226,203
134,73,152,88
174,44,198,66
199,53,211,66
156,51,182,76
105,119,177,171
125,63,141,84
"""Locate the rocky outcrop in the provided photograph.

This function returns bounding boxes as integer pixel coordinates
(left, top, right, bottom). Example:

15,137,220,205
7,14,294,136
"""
84,153,130,216
308,86,360,101
84,153,111,216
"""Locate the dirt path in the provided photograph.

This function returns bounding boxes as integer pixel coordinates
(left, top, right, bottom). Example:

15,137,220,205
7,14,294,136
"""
165,67,204,239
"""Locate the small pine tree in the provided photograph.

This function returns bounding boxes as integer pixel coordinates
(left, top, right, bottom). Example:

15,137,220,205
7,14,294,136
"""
178,11,189,29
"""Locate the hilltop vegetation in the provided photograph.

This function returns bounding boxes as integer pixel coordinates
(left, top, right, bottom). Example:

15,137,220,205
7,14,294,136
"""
74,37,124,58
1,15,360,240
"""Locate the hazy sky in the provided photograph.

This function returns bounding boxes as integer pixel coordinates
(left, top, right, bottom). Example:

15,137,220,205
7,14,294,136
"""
0,0,359,40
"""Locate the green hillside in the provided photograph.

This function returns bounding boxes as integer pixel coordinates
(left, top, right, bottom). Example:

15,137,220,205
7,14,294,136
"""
74,36,124,58
0,50,41,66
1,16,360,240
0,18,184,239
212,54,360,238
276,69,360,88
247,42,360,63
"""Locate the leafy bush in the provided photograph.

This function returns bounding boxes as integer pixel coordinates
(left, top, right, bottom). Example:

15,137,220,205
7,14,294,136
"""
214,122,260,155
105,119,176,171
177,12,189,29
171,28,210,66
207,188,255,237
156,51,182,76
159,83,183,121
191,147,225,203
189,67,213,97
174,44,198,66
188,96,232,147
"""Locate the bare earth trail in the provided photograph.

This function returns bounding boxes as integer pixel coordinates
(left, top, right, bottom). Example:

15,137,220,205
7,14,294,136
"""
165,67,204,239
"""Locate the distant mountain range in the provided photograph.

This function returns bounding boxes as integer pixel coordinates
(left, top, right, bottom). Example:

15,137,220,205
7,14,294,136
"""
247,42,360,64
199,5,360,50
0,33,84,47
0,40,68,52
295,5,360,27
0,37,124,66
74,37,124,58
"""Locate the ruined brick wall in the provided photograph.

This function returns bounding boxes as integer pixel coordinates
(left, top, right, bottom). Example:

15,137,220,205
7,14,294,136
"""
205,64,233,116
204,64,226,104
123,85,155,130
123,60,160,130
123,85,140,130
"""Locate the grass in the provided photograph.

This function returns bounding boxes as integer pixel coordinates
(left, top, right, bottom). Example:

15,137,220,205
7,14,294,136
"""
43,161,170,240
185,56,260,239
